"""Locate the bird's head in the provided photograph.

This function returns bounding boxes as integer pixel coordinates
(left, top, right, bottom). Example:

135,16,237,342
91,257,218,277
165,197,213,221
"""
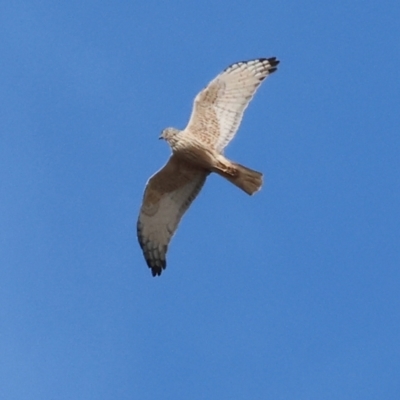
159,127,180,143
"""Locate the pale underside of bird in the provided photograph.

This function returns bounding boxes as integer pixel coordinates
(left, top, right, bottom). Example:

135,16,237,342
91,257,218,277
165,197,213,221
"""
137,57,279,276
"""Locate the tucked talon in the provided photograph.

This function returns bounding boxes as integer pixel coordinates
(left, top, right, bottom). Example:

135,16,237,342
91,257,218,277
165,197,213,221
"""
226,166,238,177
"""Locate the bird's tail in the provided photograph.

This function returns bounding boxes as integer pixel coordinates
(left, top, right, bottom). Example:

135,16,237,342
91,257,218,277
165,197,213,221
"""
222,162,263,195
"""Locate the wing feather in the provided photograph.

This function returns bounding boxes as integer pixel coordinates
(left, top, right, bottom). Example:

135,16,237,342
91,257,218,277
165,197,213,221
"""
137,155,208,276
185,57,279,152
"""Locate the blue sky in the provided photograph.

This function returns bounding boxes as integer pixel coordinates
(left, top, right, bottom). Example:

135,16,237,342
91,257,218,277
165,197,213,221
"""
1,1,399,399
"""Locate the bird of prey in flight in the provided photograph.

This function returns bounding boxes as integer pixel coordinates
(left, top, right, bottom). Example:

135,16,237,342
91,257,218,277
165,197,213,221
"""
137,57,280,276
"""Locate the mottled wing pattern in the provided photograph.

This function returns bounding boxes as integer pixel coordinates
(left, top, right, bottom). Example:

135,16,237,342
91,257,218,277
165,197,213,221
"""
137,155,208,276
185,58,279,152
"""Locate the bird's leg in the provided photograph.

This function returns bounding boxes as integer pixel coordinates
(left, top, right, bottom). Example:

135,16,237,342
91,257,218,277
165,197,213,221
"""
213,155,239,177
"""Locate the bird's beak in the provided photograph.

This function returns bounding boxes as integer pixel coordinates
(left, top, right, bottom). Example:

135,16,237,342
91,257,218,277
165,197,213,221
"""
159,133,164,140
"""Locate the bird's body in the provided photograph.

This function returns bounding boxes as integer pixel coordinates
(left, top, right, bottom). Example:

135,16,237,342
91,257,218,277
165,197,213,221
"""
162,128,217,170
162,127,245,184
137,57,280,276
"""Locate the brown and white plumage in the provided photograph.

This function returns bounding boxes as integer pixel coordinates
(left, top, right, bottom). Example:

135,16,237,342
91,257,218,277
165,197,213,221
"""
137,156,208,276
137,57,279,276
186,58,279,151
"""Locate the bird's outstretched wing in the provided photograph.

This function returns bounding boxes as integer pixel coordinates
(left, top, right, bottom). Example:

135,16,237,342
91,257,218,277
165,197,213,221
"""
185,57,279,152
137,155,208,276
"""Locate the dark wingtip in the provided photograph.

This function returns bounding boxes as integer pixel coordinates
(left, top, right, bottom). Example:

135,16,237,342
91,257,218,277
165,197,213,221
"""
266,57,280,68
150,260,166,277
248,58,280,80
224,57,280,75
137,219,167,277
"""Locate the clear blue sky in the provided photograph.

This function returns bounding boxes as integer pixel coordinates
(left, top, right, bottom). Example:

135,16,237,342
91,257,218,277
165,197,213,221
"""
1,1,399,399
